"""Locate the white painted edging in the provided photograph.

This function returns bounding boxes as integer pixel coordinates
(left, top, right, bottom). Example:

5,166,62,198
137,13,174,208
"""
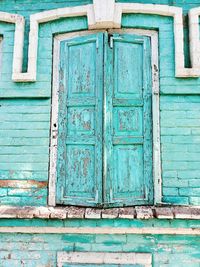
0,227,199,235
48,29,161,206
57,252,152,267
1,1,200,82
0,12,25,80
115,3,200,77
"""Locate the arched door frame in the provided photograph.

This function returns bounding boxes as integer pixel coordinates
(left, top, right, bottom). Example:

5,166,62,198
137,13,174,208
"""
49,28,161,206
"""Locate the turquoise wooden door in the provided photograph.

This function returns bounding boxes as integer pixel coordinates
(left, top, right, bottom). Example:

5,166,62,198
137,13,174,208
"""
56,33,104,206
104,33,153,206
56,32,153,207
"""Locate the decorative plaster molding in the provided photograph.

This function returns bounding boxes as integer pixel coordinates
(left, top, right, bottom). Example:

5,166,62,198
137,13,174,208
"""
0,12,25,80
115,3,200,77
0,1,200,81
0,0,200,82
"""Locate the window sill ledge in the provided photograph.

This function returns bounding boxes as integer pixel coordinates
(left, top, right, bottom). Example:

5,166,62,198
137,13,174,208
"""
0,205,199,220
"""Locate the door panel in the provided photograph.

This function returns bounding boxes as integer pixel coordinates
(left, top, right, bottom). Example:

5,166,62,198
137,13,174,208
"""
113,145,144,198
114,41,143,99
113,107,143,136
68,41,96,97
67,106,95,136
104,33,153,206
56,33,104,206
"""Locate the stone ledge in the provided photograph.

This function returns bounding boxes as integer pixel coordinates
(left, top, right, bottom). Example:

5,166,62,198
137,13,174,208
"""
0,206,199,220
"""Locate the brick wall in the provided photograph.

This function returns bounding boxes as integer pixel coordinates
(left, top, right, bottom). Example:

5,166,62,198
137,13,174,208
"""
0,227,199,266
161,96,200,205
0,1,200,205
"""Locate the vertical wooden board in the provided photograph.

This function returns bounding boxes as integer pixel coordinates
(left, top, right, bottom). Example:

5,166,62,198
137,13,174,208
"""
142,38,154,204
103,32,114,206
56,33,104,206
104,33,153,206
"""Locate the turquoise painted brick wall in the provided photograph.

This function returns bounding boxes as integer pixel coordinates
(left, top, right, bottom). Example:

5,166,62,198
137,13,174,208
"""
0,0,200,206
161,96,200,206
0,219,199,267
0,233,199,267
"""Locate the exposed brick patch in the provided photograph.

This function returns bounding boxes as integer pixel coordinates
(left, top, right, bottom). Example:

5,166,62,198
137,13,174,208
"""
33,207,51,219
173,207,200,219
0,180,47,188
67,206,85,219
16,207,35,219
118,207,136,219
135,206,154,219
0,206,22,218
85,208,101,219
155,207,174,219
50,207,67,219
102,208,119,219
0,206,199,220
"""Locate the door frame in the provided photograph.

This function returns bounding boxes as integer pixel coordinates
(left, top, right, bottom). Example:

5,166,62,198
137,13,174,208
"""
48,29,161,206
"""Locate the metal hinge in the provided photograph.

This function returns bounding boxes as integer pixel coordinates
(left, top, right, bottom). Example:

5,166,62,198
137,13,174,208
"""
108,34,113,48
96,38,99,49
110,188,113,202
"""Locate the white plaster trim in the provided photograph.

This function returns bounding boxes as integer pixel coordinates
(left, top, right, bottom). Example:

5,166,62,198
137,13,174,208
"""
12,5,94,82
0,227,199,235
49,29,161,206
48,34,59,206
114,3,200,77
57,252,152,267
0,12,25,79
1,2,200,81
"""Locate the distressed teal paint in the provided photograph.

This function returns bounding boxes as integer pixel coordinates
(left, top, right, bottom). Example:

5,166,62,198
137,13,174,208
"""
57,32,153,207
0,1,199,265
57,33,104,206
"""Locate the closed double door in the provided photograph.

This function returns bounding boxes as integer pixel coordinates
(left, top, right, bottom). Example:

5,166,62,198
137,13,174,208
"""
56,31,153,207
